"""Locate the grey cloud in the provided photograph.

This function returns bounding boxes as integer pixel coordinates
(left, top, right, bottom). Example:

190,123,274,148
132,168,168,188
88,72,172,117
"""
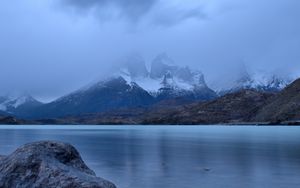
62,0,158,22
60,0,208,26
150,6,207,26
0,0,300,101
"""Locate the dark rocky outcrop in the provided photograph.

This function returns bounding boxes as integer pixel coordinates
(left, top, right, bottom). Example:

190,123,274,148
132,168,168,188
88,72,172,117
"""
0,141,116,188
0,115,26,125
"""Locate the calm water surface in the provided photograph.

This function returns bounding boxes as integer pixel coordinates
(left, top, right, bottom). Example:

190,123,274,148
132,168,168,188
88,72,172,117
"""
0,125,300,188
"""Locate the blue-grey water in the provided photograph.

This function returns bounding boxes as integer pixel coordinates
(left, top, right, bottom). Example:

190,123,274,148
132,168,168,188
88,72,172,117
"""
0,125,300,188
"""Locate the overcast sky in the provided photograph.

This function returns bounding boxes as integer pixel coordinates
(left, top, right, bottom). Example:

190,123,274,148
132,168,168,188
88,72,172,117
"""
0,0,300,101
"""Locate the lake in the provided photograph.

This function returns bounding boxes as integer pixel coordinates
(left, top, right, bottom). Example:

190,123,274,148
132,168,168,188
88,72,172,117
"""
0,125,299,188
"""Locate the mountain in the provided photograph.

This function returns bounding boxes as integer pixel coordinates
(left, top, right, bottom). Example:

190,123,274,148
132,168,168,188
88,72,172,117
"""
28,76,155,119
254,78,300,123
0,110,9,116
0,95,43,117
142,78,300,125
49,89,273,125
19,53,216,119
6,77,300,125
211,67,294,95
120,53,217,101
120,54,149,78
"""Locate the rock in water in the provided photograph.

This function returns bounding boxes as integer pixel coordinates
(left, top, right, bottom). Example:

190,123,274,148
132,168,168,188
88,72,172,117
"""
0,141,116,188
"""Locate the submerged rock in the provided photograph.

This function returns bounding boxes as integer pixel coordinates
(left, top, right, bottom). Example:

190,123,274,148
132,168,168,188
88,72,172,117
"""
0,141,116,188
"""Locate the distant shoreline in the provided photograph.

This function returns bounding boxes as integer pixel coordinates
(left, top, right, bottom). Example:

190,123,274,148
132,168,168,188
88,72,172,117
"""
0,122,299,126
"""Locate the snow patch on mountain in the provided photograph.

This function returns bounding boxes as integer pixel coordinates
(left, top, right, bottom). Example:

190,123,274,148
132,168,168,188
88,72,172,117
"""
0,94,42,112
12,96,33,108
78,53,216,102
210,68,295,94
114,53,212,98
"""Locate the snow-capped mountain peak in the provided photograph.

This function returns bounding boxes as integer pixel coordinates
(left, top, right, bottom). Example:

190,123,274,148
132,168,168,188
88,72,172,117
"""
121,54,149,78
150,53,178,79
211,69,295,95
113,53,217,100
12,95,34,108
192,71,207,88
161,71,176,89
117,54,211,92
0,94,42,112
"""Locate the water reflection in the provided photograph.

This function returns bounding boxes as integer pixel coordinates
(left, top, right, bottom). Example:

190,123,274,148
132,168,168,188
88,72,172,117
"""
0,126,300,188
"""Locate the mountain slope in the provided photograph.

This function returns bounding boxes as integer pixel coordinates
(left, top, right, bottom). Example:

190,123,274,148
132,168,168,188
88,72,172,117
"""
0,95,43,117
55,79,300,125
20,52,217,119
211,67,294,95
28,77,155,119
0,110,9,116
254,78,300,123
142,90,274,124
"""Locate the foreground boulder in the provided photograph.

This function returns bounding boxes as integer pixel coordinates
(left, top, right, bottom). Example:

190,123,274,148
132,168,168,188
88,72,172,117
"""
0,141,116,188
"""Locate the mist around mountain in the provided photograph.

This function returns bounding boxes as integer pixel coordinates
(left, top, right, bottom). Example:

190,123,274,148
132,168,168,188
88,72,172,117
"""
3,53,218,119
119,53,217,100
209,64,295,95
0,53,298,123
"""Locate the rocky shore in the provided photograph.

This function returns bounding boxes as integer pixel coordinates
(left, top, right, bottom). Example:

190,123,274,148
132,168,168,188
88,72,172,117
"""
0,141,116,188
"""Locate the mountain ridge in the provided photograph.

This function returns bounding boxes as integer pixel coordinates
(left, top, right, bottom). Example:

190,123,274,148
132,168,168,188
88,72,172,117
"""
211,69,294,95
38,78,300,125
12,54,218,119
0,54,297,121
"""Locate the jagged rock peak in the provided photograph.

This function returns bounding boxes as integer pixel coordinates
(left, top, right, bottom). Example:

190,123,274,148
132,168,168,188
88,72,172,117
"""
150,53,178,79
161,71,176,89
211,64,295,95
119,54,149,79
0,94,42,112
192,70,208,88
